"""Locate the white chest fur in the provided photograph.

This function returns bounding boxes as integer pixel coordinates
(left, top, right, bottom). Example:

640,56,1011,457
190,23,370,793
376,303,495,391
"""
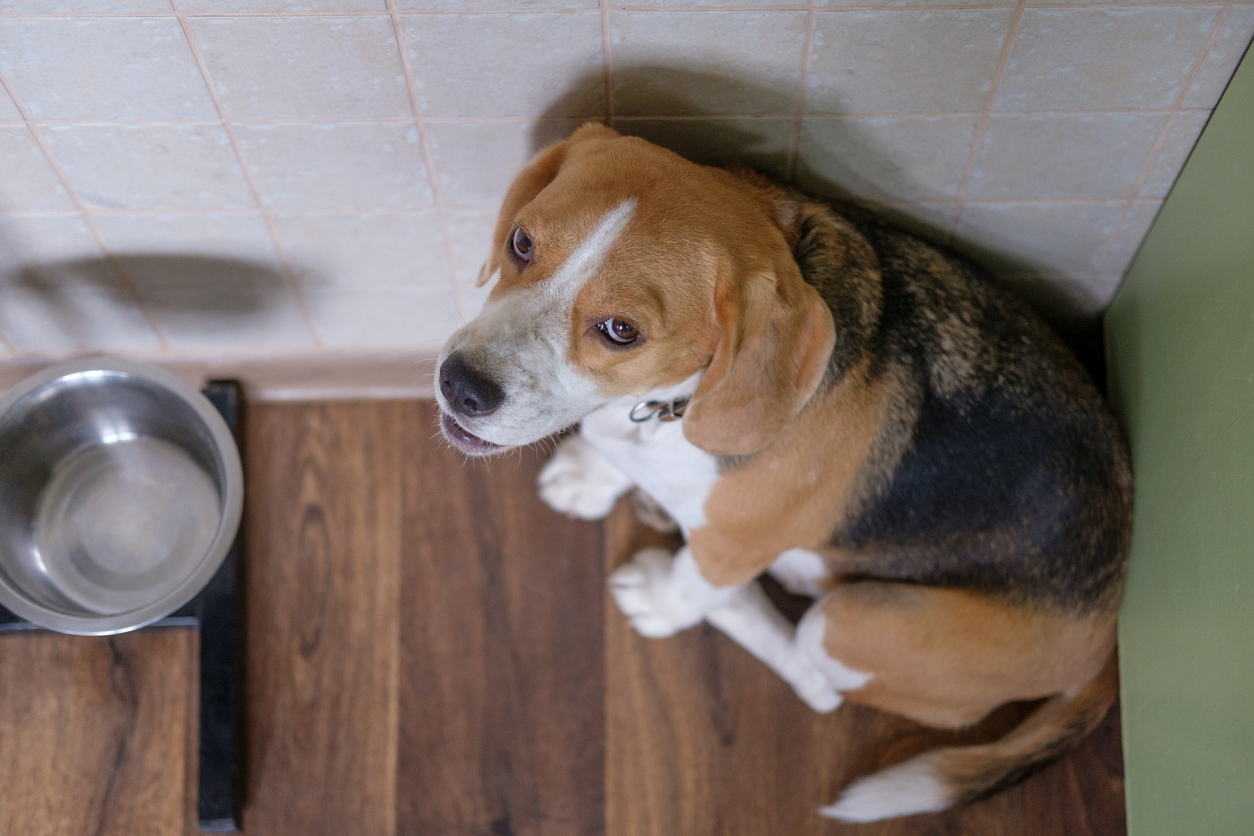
579,390,720,535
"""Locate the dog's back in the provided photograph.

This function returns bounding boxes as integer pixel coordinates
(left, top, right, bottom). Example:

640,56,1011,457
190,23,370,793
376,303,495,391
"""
769,181,1132,613
750,186,1132,819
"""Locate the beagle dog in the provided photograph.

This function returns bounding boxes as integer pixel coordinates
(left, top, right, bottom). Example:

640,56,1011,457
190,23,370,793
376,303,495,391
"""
435,124,1131,822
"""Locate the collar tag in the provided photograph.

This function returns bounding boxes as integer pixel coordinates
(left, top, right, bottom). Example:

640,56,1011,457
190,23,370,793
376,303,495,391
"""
629,396,690,423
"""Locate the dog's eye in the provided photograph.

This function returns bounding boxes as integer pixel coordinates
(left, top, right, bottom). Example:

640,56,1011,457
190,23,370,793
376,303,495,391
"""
511,227,533,263
597,317,641,346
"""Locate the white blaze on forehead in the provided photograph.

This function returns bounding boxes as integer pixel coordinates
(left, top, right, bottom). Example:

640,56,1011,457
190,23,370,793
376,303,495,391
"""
545,197,638,302
434,196,640,447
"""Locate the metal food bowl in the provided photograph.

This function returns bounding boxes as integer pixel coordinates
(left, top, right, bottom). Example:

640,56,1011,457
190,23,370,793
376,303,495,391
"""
0,357,243,635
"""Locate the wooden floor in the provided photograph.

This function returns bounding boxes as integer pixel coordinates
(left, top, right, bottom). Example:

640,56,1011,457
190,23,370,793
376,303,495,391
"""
0,401,1126,836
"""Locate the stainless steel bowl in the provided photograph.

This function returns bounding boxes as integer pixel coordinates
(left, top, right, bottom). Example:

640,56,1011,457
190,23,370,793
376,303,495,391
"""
0,357,243,635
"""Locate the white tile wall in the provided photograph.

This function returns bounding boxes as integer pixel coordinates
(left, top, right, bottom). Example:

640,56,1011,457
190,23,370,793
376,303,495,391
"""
806,10,1013,114
0,283,162,354
795,115,979,202
1183,4,1254,107
820,0,1013,7
1095,199,1163,275
0,1,172,11
0,18,217,120
1140,111,1210,199
0,126,74,211
190,16,411,119
441,207,495,318
302,284,462,349
234,122,433,208
967,113,1168,201
0,215,161,354
610,12,809,115
396,0,596,12
616,116,793,178
43,123,254,210
0,0,1249,363
124,278,317,352
180,1,386,18
92,211,316,350
273,210,449,289
995,8,1221,111
426,119,584,206
93,210,279,262
954,200,1126,279
403,13,605,117
0,81,20,121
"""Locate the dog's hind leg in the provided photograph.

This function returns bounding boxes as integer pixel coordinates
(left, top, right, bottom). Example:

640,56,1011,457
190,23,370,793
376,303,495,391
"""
538,433,633,519
610,545,848,713
705,582,851,712
795,581,1117,821
768,547,834,597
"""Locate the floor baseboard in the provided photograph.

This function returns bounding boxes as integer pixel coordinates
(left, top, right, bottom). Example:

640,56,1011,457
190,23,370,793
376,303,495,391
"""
0,349,439,402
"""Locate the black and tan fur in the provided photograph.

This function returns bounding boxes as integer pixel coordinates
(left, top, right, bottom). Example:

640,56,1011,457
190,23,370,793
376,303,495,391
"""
713,168,1132,804
755,169,1131,612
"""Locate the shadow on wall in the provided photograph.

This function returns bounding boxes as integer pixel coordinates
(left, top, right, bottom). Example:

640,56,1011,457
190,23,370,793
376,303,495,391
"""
533,66,1106,384
0,251,311,354
540,66,969,239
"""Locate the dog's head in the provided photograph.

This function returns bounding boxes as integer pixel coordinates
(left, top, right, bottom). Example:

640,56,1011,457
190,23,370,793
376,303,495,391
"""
436,124,835,458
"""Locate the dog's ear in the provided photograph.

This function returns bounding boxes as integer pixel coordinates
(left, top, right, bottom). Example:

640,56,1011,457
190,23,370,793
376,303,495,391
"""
476,123,621,287
682,260,835,456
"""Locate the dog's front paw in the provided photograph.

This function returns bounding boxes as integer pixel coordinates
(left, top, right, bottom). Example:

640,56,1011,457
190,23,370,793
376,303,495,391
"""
538,435,632,520
609,548,705,638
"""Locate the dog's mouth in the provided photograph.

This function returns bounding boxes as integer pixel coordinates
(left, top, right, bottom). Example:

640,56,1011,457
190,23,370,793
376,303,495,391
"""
439,411,507,457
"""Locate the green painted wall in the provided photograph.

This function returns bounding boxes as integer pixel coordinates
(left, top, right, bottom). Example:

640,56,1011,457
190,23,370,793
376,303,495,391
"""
1104,48,1254,835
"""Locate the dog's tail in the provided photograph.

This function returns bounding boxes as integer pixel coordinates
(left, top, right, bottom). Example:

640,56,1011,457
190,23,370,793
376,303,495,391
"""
820,654,1118,823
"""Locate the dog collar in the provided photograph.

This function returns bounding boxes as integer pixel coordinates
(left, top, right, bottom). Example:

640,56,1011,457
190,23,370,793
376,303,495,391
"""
629,396,690,423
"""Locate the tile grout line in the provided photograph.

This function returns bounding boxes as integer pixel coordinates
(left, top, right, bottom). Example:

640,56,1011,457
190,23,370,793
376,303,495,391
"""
0,313,15,355
814,1,1227,10
0,68,170,351
0,204,497,216
0,344,445,364
0,3,1231,18
0,61,18,355
171,0,324,349
877,196,1156,207
0,108,1215,130
799,106,1200,118
604,1,1225,8
0,196,1165,219
386,1,469,324
601,0,616,128
948,0,1026,242
785,0,819,180
1091,0,1234,272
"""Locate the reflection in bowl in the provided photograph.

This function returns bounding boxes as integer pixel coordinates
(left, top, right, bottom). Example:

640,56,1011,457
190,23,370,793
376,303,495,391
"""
0,358,242,635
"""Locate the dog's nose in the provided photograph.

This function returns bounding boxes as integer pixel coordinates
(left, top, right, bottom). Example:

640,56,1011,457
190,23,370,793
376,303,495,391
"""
439,352,504,418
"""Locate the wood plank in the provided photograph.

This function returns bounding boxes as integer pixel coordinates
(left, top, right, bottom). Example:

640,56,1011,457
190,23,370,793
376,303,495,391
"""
184,629,202,836
397,407,605,836
604,502,1125,836
240,402,403,836
0,630,192,836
